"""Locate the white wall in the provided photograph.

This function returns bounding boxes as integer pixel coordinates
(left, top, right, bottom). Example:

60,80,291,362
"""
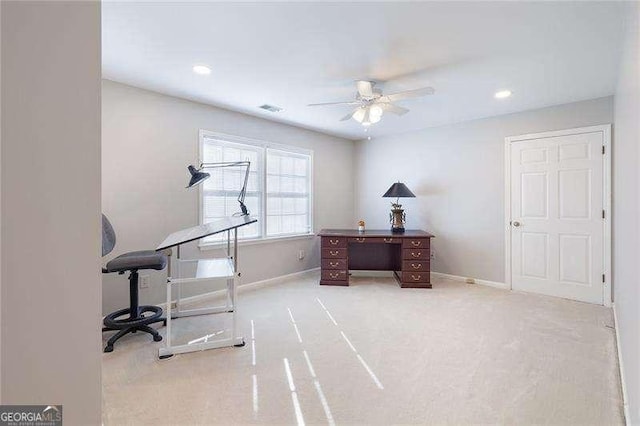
102,80,354,314
1,1,102,423
613,2,640,423
354,97,613,284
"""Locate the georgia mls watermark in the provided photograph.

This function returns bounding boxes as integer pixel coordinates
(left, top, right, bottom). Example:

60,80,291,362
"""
0,405,62,426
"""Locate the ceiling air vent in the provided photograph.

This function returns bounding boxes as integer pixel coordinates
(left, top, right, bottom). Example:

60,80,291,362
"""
259,104,283,113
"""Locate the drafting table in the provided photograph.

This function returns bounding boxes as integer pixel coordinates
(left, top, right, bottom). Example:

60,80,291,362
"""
155,215,257,358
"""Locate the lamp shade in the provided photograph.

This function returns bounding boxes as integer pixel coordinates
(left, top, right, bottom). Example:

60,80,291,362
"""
186,165,211,188
382,182,415,198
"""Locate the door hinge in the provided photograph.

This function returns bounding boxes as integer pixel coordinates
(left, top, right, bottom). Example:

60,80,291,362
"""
602,209,606,219
602,145,606,155
602,274,606,283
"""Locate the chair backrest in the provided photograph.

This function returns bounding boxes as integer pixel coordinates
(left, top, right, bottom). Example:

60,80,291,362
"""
102,214,116,257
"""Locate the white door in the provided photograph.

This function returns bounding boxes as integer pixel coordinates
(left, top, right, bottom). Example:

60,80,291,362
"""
508,127,607,304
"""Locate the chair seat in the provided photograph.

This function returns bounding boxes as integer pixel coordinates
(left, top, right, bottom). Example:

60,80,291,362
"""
106,250,167,273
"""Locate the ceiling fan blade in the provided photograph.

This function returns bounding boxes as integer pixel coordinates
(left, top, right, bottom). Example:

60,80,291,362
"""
382,87,435,102
340,110,356,121
356,80,374,98
380,103,409,115
308,101,361,107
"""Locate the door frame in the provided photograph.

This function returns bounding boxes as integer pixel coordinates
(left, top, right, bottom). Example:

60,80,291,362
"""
504,124,612,306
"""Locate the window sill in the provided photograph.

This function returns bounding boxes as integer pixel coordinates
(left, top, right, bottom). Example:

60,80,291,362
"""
198,233,316,251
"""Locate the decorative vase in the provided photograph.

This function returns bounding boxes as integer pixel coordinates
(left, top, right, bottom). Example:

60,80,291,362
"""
389,206,406,233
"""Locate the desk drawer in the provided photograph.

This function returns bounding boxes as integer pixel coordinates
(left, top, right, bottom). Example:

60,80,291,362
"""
400,271,430,283
348,237,400,244
402,238,430,249
321,270,348,281
322,259,347,270
322,248,347,259
402,260,430,272
403,248,429,260
322,236,347,248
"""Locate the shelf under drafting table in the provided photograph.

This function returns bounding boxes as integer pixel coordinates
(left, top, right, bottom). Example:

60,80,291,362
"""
155,215,257,359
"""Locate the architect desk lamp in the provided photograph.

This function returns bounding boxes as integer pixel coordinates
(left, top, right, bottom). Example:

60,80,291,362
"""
383,182,416,233
186,161,251,216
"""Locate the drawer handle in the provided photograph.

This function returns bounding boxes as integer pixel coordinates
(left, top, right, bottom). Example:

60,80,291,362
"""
355,237,365,243
329,261,339,267
411,274,421,281
330,272,339,279
411,263,421,270
411,252,422,258
329,239,340,245
384,238,393,243
329,250,339,256
411,241,422,247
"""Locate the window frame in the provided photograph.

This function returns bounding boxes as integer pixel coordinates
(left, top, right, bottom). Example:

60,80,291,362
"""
198,130,314,249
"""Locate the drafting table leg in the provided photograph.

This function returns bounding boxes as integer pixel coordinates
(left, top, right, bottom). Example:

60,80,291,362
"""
226,230,232,310
176,245,182,314
233,228,244,347
160,278,174,359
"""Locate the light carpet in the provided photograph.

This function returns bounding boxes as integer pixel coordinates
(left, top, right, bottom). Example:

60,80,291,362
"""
102,272,624,425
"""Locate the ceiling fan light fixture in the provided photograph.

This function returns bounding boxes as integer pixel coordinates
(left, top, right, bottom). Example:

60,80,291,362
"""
369,105,383,121
352,107,367,123
353,105,382,126
307,81,435,127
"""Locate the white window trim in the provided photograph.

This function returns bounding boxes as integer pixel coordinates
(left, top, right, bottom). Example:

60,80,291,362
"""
197,130,314,249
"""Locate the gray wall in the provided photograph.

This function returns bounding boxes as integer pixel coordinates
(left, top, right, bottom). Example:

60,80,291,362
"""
613,2,639,423
354,97,613,284
0,1,102,423
0,0,3,402
102,80,354,314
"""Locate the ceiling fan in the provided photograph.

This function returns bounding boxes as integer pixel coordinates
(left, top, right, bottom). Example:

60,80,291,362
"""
308,80,435,127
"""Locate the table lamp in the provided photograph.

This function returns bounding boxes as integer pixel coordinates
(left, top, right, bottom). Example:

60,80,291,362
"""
186,161,251,216
382,182,416,233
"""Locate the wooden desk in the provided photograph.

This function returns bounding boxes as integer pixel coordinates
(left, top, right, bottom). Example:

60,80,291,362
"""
318,229,435,288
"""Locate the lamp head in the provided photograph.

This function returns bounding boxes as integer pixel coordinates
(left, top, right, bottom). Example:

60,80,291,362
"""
186,165,210,188
382,182,416,198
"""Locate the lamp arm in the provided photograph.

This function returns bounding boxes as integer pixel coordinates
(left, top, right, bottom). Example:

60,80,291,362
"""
199,161,251,216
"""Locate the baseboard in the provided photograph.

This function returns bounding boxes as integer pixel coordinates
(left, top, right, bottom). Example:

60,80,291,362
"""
158,267,320,310
349,270,394,278
613,303,630,425
431,271,509,290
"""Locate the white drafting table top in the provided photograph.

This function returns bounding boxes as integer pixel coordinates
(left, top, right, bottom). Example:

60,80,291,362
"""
156,216,257,251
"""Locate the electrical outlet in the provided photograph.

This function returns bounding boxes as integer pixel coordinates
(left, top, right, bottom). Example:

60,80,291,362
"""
430,250,435,260
298,250,305,260
140,275,150,289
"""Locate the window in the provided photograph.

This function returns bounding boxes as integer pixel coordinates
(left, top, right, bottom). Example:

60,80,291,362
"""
199,131,312,245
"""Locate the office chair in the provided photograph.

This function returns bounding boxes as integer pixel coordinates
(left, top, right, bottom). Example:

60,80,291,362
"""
101,214,167,353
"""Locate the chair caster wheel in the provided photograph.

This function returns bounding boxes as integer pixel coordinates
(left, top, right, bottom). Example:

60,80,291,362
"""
104,345,113,353
153,335,162,342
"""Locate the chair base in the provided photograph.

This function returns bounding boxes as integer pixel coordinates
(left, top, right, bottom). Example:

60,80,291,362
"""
102,306,165,353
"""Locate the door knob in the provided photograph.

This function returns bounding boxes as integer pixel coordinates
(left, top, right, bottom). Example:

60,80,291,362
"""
513,221,521,227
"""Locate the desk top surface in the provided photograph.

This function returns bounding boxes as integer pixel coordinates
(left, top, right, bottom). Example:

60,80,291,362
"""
318,229,434,238
156,216,257,251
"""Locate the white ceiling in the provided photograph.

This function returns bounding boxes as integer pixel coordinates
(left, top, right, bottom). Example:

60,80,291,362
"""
102,1,626,141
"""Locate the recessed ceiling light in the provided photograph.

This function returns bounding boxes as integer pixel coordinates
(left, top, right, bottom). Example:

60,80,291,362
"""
495,90,512,99
192,65,211,75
